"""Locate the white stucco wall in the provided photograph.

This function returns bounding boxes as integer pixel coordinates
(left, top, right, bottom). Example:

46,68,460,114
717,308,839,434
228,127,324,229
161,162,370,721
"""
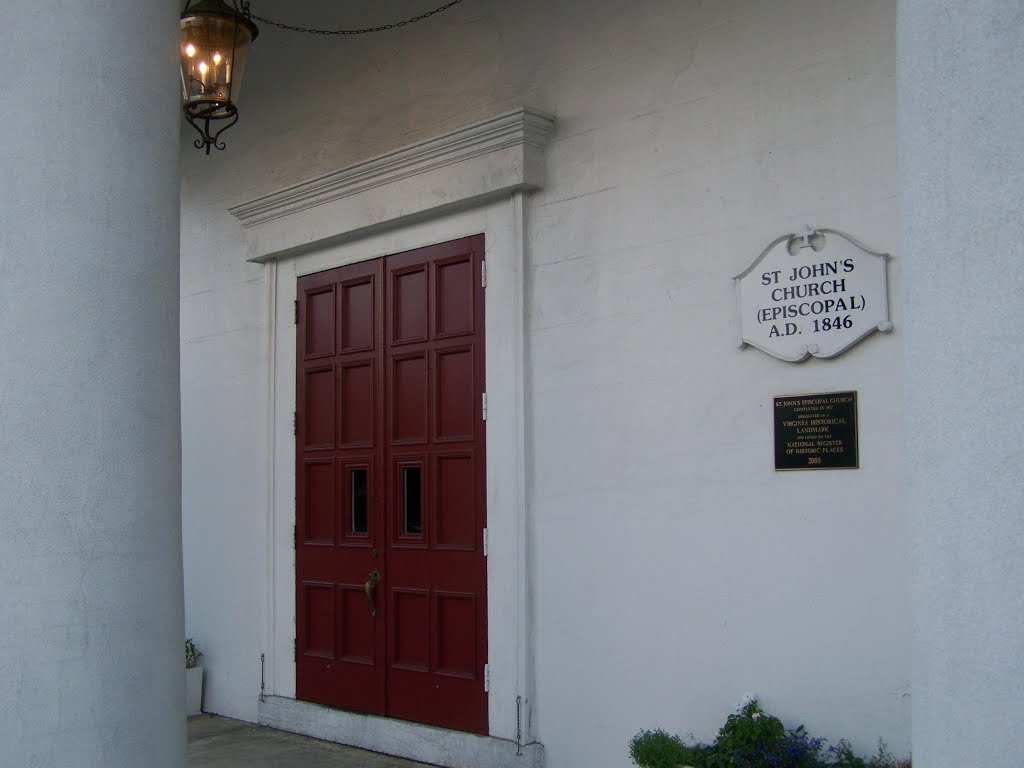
179,192,267,717
181,0,908,764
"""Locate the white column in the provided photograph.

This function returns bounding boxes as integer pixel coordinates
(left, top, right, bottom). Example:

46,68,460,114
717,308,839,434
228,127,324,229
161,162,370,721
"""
900,1,1024,765
0,2,184,767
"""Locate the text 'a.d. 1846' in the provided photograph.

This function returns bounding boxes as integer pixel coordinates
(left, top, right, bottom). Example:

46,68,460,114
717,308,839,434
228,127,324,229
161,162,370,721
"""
734,229,893,362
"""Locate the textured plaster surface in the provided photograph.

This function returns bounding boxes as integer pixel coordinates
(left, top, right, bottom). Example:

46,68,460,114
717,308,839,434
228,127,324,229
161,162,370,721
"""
181,1,908,765
0,1,186,766
900,1,1024,765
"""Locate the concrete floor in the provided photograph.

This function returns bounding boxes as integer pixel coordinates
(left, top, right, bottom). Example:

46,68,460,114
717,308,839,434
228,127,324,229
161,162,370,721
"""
188,715,436,768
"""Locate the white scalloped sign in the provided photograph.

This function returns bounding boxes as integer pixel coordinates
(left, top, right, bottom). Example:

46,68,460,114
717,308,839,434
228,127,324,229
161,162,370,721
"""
734,228,893,362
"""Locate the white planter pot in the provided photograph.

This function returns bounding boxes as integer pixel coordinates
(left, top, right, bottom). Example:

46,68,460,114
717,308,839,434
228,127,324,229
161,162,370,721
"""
185,666,204,716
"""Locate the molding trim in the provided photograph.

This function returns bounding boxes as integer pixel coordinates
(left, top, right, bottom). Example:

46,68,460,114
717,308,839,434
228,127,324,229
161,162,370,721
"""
263,259,278,697
228,107,555,262
259,696,545,768
510,191,533,742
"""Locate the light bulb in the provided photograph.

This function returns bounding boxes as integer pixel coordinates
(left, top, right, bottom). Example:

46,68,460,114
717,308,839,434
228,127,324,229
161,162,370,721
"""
198,61,208,75
213,53,222,65
185,43,196,57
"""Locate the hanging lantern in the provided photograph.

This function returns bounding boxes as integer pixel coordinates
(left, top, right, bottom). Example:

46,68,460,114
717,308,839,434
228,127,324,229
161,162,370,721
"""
180,0,259,154
178,0,465,155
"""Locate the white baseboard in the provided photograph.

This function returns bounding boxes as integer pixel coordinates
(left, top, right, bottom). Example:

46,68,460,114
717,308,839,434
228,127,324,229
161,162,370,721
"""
258,696,545,768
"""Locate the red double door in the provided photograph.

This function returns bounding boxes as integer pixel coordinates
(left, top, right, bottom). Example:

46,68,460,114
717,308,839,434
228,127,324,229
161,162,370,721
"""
295,235,488,735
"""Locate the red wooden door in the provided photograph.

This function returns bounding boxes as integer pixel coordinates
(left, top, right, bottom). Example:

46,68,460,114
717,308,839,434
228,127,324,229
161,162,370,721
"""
296,235,487,735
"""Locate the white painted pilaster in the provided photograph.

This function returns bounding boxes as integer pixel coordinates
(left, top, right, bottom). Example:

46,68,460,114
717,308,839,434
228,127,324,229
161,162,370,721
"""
264,258,280,697
511,191,535,744
900,1,1024,764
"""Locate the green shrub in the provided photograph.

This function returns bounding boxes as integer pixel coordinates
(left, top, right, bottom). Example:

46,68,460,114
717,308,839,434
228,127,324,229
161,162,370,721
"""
629,700,909,768
628,728,712,768
866,740,911,768
828,739,868,768
706,700,786,768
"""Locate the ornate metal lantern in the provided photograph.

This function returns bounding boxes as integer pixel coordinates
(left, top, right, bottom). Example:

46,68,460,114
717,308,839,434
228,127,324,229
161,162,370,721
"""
180,0,259,154
178,0,464,155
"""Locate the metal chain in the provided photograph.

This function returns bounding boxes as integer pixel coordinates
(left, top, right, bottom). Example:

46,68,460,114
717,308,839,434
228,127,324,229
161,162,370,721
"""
246,0,465,36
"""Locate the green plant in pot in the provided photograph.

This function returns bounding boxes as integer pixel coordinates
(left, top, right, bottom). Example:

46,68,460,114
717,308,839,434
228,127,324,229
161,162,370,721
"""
185,638,204,716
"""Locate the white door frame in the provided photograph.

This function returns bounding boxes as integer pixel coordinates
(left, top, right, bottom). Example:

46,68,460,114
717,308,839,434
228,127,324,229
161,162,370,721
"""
231,108,554,763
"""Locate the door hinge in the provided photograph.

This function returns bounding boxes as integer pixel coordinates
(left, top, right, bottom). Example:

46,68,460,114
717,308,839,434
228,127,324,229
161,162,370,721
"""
294,300,299,324
483,663,490,692
482,392,488,421
293,411,297,436
481,260,487,288
293,524,297,546
482,527,488,557
293,638,297,662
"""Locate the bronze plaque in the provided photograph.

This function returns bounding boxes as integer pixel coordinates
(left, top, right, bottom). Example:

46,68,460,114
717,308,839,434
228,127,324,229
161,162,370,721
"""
774,391,858,471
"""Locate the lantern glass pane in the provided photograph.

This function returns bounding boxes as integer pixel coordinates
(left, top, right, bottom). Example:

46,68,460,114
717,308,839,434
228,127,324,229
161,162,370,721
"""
180,15,254,115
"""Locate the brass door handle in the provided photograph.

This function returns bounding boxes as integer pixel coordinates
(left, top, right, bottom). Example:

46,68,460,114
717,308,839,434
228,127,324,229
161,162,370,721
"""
364,570,381,617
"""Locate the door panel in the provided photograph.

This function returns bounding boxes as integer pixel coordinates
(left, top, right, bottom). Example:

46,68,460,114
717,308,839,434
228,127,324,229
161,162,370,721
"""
302,460,335,544
435,346,475,441
391,354,428,444
390,266,428,345
338,584,375,663
296,235,487,735
302,582,335,657
303,367,335,449
434,453,475,550
304,286,336,358
339,277,375,353
296,258,385,715
434,253,475,337
338,361,374,448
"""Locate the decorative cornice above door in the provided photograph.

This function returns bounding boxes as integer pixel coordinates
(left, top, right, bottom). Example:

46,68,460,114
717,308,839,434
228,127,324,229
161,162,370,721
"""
228,107,555,262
